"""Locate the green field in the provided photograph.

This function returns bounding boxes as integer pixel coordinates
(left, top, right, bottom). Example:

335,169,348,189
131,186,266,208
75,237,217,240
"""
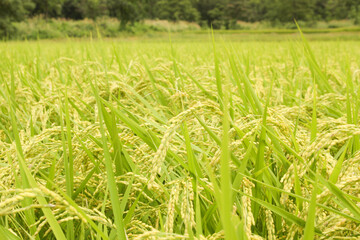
1,35,360,239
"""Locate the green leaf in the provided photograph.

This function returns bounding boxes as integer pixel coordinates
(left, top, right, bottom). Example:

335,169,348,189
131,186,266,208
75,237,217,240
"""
329,141,349,184
91,81,127,240
0,225,21,240
303,178,318,239
246,192,322,235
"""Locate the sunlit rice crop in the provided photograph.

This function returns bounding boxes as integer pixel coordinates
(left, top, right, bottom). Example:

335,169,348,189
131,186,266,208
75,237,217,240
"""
1,36,360,239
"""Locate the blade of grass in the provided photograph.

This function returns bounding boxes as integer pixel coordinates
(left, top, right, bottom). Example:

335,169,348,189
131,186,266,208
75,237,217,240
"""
0,225,21,240
38,172,109,240
211,27,223,104
303,177,318,239
91,81,127,240
293,161,303,211
263,125,360,221
8,95,66,240
253,75,274,220
63,89,75,240
243,191,322,235
219,83,237,240
329,140,350,184
295,21,333,93
233,172,360,224
310,81,317,142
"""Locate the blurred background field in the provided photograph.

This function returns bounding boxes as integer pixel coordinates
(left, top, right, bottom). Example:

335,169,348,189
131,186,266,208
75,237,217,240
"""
5,17,360,42
5,17,360,40
1,0,360,40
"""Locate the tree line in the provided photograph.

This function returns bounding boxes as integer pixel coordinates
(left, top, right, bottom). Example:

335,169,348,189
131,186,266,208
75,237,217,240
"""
1,0,360,35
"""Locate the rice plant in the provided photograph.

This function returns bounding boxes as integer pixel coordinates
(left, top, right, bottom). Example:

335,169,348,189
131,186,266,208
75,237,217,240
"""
1,36,360,239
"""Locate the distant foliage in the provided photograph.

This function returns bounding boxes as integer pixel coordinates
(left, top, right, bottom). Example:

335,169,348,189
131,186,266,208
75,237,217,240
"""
31,0,65,18
0,0,360,36
155,0,200,22
107,0,146,29
0,0,34,36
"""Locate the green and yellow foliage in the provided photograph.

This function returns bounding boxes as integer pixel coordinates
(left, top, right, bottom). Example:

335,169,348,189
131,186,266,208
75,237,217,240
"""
0,35,360,239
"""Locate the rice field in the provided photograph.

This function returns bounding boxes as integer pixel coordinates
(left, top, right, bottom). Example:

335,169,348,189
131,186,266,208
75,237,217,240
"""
1,35,360,239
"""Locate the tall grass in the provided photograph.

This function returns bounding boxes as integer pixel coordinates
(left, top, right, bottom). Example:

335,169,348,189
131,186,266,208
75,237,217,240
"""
0,36,360,239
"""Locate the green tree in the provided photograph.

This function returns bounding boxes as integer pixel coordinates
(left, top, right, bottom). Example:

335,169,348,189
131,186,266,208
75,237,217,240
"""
265,0,315,22
31,0,65,18
155,0,199,22
314,0,329,21
82,0,108,19
62,0,84,19
325,0,360,21
107,0,145,28
0,0,34,37
326,0,348,19
227,0,266,22
143,0,158,19
61,0,108,20
197,0,228,28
